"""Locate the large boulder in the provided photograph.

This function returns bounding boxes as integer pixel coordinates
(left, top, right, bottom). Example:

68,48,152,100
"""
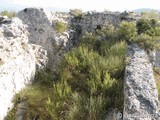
123,44,159,120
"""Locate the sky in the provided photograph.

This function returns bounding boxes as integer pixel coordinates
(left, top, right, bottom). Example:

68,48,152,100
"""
0,0,160,12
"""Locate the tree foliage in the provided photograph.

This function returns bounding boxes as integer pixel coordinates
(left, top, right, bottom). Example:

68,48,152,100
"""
140,10,160,20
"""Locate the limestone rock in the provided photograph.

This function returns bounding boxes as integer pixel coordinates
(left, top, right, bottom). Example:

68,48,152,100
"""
0,16,11,25
0,17,36,119
0,16,48,119
123,44,159,120
15,101,27,120
104,109,122,120
31,44,48,70
16,8,68,69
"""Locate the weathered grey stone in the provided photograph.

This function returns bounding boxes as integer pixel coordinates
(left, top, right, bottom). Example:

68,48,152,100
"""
16,101,27,120
123,44,159,120
104,109,122,120
16,8,68,70
31,44,48,70
0,17,35,119
0,16,48,120
154,51,160,67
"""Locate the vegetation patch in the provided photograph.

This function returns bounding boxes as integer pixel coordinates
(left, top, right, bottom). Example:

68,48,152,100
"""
46,34,127,120
6,17,160,119
55,21,67,33
117,19,160,51
0,10,16,18
69,9,83,20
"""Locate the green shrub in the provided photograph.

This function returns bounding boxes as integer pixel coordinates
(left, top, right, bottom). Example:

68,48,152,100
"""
46,32,127,119
154,27,160,36
95,22,115,40
55,21,67,33
136,19,155,36
0,10,16,18
117,21,137,42
140,10,159,20
69,9,83,19
116,20,160,51
134,34,153,50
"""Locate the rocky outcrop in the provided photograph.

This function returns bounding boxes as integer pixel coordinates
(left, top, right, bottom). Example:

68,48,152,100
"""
123,44,159,120
16,8,135,70
16,8,70,70
0,16,47,119
0,8,159,120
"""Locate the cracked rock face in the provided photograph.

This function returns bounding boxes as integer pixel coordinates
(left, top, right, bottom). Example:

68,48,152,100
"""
123,44,159,120
0,16,48,119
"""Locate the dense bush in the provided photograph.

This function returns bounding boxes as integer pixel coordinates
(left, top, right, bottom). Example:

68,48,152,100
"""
95,22,115,40
116,19,160,51
46,32,127,120
0,10,16,18
136,19,155,36
117,21,137,42
140,10,160,20
55,21,67,33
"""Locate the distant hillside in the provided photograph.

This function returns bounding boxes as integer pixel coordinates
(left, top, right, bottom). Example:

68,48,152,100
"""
134,8,160,13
